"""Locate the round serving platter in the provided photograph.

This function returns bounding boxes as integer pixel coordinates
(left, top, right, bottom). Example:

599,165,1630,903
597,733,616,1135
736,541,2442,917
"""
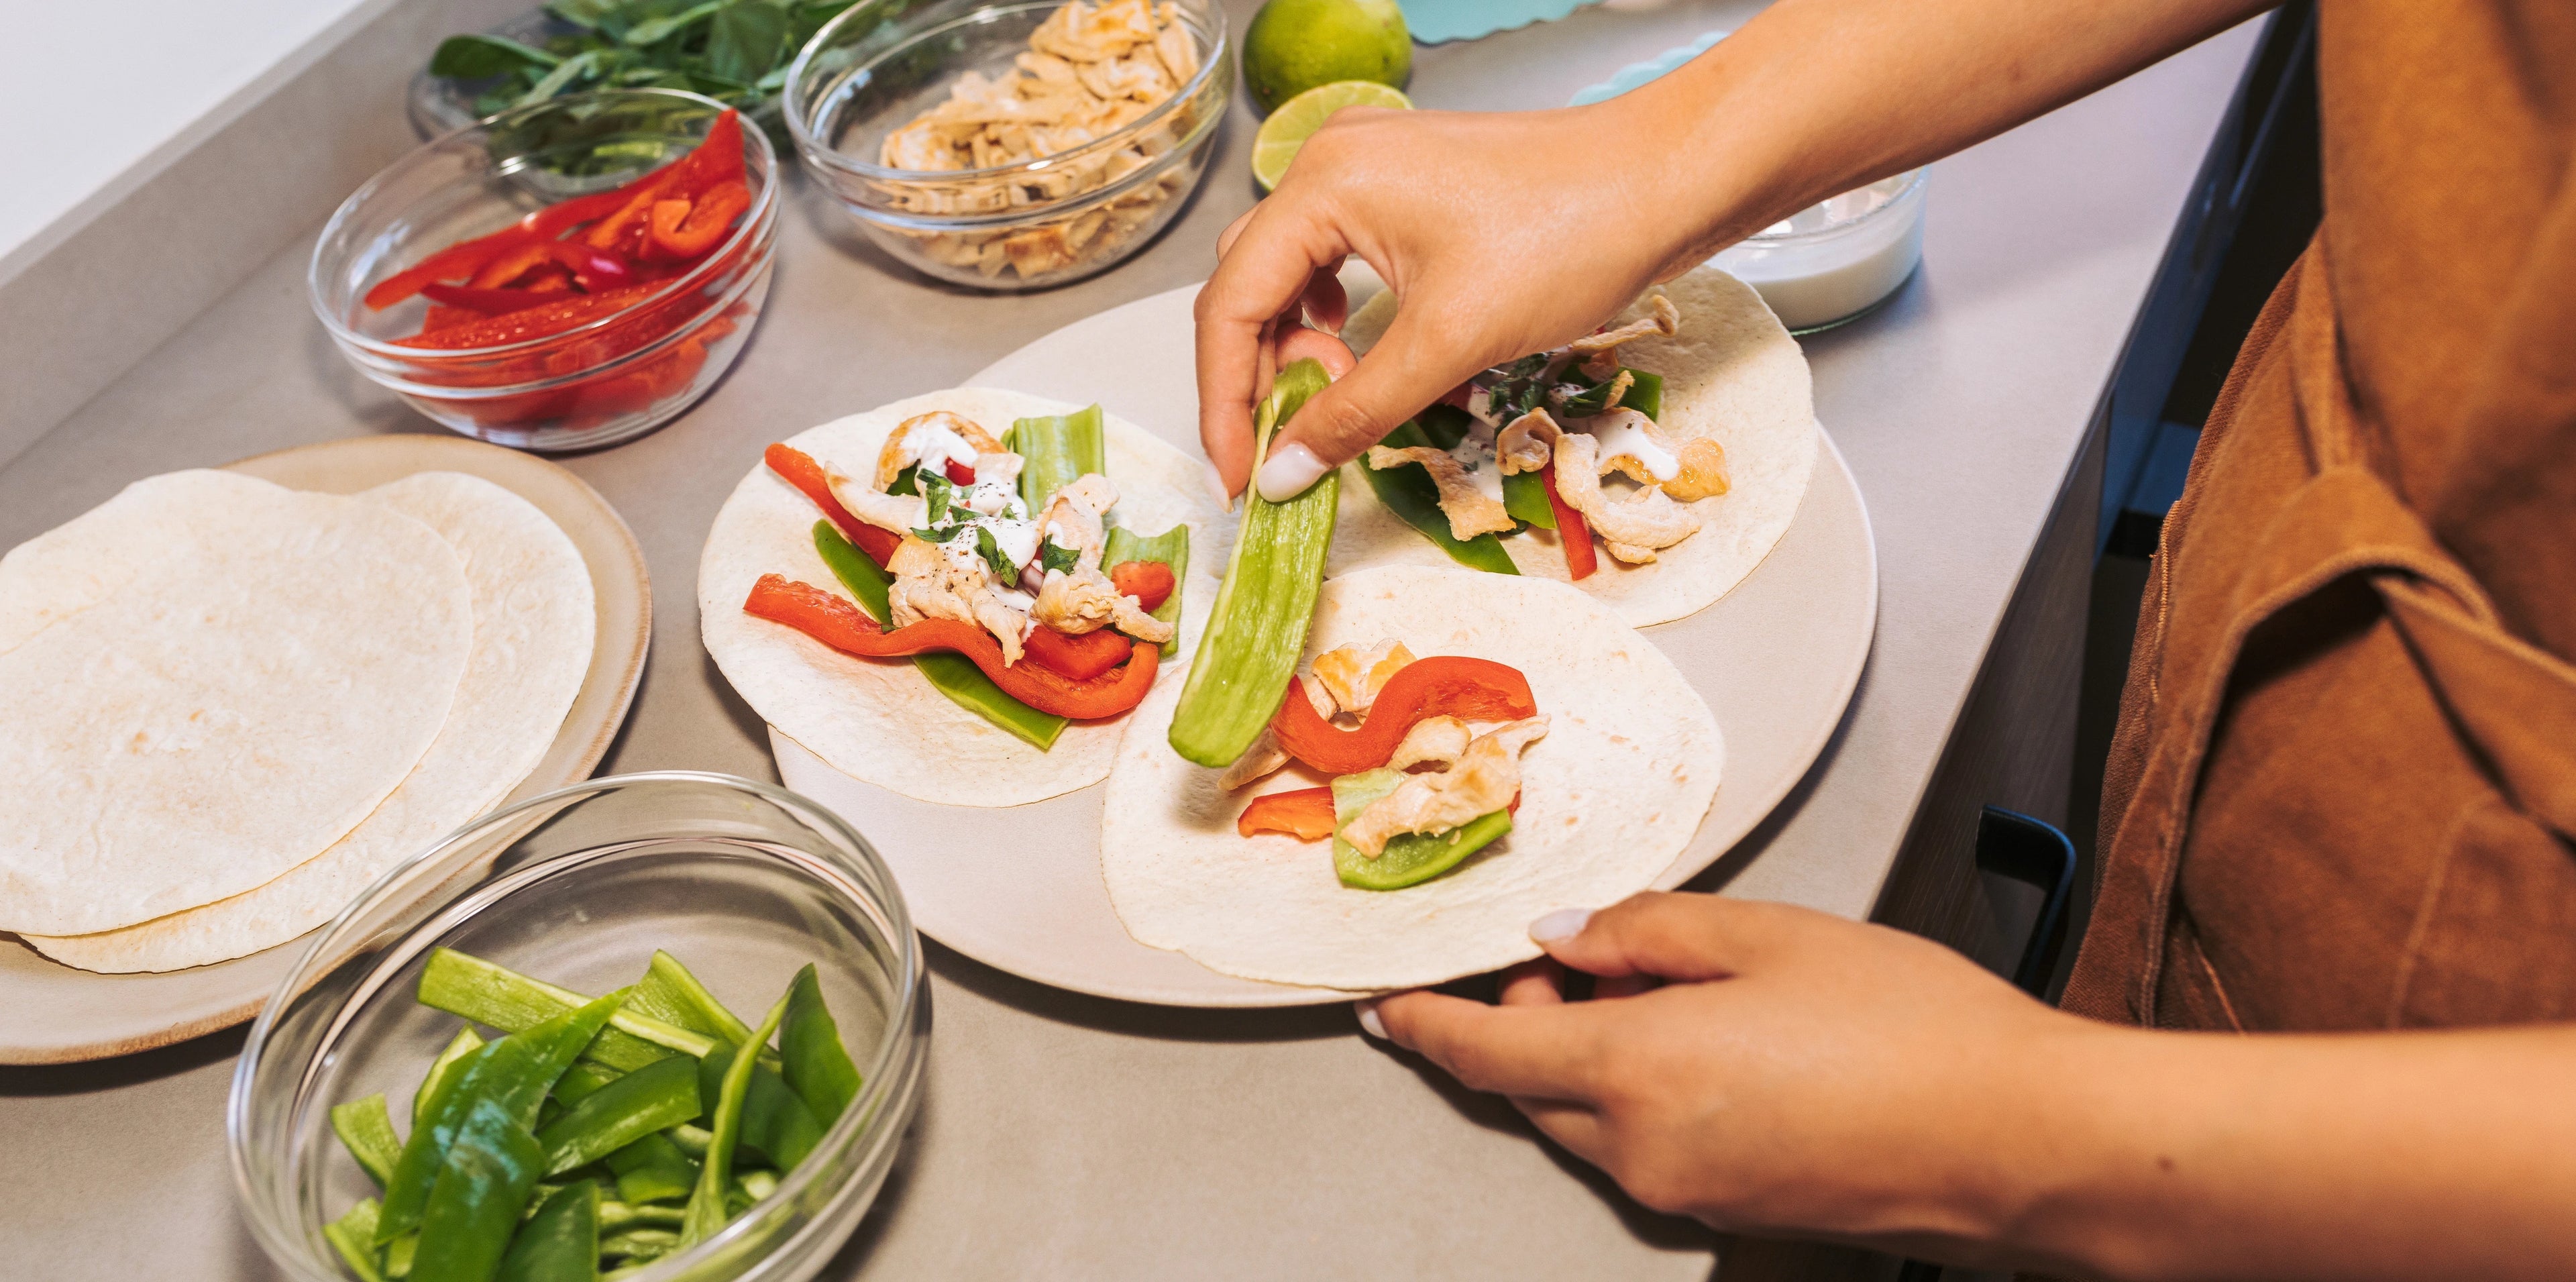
774,276,1879,1007
0,433,651,1065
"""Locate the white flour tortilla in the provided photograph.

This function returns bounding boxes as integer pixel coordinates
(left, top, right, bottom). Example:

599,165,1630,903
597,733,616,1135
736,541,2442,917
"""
0,472,474,936
701,388,1229,808
25,473,594,971
1331,265,1817,627
1100,566,1722,991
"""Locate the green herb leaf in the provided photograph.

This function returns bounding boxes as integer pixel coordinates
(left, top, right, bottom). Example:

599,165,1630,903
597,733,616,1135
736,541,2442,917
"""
1039,539,1081,574
919,472,953,526
886,464,922,496
973,527,1018,581
513,48,610,108
430,34,561,79
543,0,626,30
707,0,790,83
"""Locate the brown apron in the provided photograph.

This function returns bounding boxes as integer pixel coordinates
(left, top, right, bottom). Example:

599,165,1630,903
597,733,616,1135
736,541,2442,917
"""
2059,1,2576,1032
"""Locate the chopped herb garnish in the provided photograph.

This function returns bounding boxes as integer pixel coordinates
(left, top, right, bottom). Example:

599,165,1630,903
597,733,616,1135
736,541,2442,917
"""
973,527,1018,581
887,466,922,497
919,472,954,526
1039,539,1081,574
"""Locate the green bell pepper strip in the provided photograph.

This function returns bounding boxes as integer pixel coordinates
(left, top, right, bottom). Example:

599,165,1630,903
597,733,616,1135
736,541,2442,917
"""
417,1028,487,1127
663,1123,714,1159
496,1179,599,1282
597,1201,684,1232
409,1097,548,1282
1623,368,1664,421
777,963,861,1125
602,1133,698,1205
1167,358,1341,767
537,1055,703,1176
1501,470,1556,530
380,993,623,1244
680,990,792,1246
329,1198,392,1282
625,951,752,1045
599,1228,680,1259
812,521,1068,751
1101,525,1191,659
1329,768,1516,891
335,1094,405,1189
694,1043,823,1171
549,1061,621,1108
1359,419,1520,576
416,948,734,1070
1006,405,1105,513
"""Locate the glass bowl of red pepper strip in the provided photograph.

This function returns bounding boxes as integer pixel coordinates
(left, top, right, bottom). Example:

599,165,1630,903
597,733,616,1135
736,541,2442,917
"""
311,90,779,453
231,771,926,1282
781,0,1233,291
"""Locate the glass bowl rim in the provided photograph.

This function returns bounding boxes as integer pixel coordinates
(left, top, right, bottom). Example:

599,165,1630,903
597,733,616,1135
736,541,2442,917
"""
310,89,781,362
783,0,1230,189
225,769,926,1282
1742,166,1929,246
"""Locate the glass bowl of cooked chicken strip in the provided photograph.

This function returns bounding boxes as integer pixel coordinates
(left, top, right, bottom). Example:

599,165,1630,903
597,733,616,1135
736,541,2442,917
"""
783,0,1230,290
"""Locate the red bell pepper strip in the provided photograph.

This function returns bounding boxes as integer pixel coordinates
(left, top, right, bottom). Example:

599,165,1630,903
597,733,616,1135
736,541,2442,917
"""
943,460,977,486
362,186,638,310
391,284,661,350
422,283,563,315
588,111,744,258
1270,657,1538,776
645,180,751,262
1110,560,1175,614
1539,458,1597,581
763,443,900,566
1236,787,1337,841
743,575,1159,720
1023,625,1132,681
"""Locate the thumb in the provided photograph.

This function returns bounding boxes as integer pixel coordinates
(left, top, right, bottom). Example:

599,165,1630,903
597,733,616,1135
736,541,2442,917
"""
1530,891,1813,983
1256,300,1489,501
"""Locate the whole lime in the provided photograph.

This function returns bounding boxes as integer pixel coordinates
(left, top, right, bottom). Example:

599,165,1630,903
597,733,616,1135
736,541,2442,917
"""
1240,0,1411,116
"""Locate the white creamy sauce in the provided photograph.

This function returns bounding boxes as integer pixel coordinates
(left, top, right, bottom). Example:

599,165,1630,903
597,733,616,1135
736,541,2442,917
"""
900,423,981,480
963,478,1024,519
983,517,1042,570
1446,438,1508,504
1582,411,1680,481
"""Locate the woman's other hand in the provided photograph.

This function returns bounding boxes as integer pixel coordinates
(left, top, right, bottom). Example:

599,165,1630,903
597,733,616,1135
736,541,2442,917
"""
1367,892,2078,1266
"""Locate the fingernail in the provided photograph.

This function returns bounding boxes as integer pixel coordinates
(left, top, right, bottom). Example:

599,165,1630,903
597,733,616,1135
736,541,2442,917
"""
1201,459,1235,512
1256,443,1328,502
1529,908,1592,945
1354,998,1387,1040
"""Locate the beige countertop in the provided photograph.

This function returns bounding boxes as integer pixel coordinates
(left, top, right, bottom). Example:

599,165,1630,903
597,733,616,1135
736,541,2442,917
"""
0,2,2261,1275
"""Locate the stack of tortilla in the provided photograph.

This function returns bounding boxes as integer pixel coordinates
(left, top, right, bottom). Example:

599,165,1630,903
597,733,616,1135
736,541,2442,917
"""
0,469,594,973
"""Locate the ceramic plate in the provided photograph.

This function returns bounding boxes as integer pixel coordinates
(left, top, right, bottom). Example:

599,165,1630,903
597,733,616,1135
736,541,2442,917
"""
0,434,650,1064
771,277,1877,1006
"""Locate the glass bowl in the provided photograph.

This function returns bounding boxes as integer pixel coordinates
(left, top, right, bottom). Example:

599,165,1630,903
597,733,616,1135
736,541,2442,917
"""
1711,168,1928,334
783,0,1232,291
229,772,928,1282
311,91,780,452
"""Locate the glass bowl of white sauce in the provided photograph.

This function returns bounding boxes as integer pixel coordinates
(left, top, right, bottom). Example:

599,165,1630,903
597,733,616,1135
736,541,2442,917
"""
1713,168,1927,334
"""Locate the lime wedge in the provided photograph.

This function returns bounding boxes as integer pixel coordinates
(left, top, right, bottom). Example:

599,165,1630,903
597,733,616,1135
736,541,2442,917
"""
1251,80,1412,192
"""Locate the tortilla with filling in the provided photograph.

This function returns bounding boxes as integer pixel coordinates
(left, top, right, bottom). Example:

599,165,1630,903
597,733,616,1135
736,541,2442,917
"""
1100,565,1722,991
23,472,595,971
0,471,474,936
700,388,1228,808
1330,265,1817,627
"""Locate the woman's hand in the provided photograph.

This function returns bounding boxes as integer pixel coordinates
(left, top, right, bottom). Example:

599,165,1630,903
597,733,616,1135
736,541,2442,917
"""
1195,98,1708,502
1368,892,2081,1265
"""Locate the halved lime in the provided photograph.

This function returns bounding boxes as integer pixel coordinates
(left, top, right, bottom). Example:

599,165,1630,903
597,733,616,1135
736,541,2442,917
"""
1251,80,1413,192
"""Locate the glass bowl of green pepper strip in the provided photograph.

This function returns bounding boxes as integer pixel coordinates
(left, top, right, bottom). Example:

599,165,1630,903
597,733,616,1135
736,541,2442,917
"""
230,771,928,1282
311,89,779,453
